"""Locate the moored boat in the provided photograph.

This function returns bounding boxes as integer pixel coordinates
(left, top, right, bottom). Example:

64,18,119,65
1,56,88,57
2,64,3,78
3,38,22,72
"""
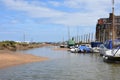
103,48,120,62
102,39,120,62
91,42,103,53
78,45,93,53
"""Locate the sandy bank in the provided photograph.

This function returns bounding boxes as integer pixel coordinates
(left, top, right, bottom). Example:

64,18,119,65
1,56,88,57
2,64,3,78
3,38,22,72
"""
0,50,48,69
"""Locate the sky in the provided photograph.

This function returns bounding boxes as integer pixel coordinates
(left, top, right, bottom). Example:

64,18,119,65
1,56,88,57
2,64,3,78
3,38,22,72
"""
0,0,120,42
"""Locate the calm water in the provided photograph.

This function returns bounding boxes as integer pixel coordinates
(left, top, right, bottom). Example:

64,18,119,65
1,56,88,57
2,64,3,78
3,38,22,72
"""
0,46,120,80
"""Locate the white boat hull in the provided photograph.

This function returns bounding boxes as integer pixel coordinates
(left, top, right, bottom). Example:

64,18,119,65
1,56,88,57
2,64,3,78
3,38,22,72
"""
70,48,79,53
103,49,120,62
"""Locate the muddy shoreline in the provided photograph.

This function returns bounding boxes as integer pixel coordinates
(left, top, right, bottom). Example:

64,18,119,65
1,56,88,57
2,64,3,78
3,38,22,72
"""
0,44,50,69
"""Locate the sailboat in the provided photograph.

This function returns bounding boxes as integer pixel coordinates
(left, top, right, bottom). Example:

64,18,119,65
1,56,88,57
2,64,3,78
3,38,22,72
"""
103,0,120,62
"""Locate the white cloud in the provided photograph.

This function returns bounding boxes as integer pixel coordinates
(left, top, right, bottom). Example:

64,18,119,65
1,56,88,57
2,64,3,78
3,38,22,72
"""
1,0,65,18
48,1,61,7
1,0,120,27
10,19,19,24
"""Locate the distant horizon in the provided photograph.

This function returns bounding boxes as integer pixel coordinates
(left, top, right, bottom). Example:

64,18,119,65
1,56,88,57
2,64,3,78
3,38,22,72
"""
0,0,120,42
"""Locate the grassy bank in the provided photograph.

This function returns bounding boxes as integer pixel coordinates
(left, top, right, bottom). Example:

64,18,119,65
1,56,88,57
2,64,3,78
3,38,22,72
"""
0,41,49,51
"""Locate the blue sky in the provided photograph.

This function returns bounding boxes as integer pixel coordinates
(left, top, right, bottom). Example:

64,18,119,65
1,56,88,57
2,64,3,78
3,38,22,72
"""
0,0,120,42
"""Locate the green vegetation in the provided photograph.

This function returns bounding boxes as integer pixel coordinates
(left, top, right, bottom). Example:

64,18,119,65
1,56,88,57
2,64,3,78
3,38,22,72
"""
0,41,16,50
0,41,44,51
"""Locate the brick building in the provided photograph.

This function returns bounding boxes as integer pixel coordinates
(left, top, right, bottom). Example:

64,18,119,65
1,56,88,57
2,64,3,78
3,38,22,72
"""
96,13,120,42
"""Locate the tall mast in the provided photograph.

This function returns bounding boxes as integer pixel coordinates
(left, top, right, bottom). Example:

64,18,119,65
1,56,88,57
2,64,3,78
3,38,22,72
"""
23,32,26,42
68,26,70,40
77,27,79,43
112,0,115,47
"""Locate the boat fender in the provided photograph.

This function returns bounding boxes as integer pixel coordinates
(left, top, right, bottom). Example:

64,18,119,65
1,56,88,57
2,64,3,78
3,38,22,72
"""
103,56,108,60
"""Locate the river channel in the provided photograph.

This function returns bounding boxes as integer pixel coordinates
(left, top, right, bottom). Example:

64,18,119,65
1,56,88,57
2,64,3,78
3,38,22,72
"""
0,46,120,80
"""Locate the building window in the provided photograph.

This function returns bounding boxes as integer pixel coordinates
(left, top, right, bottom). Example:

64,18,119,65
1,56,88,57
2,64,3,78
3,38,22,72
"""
116,18,120,23
117,26,120,37
119,18,120,23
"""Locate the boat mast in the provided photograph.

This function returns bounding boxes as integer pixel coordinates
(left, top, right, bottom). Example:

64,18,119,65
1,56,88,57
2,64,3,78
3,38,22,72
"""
112,0,115,48
68,26,70,40
23,32,26,42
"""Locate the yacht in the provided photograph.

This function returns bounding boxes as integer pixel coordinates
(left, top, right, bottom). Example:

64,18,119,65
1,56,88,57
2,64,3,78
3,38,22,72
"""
102,39,120,62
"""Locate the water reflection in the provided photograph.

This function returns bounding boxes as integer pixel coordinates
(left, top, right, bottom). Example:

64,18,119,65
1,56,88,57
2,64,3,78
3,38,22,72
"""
0,47,120,80
18,46,74,59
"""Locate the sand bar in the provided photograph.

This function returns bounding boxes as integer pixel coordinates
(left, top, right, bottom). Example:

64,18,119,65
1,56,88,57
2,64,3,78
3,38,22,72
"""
0,50,48,69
